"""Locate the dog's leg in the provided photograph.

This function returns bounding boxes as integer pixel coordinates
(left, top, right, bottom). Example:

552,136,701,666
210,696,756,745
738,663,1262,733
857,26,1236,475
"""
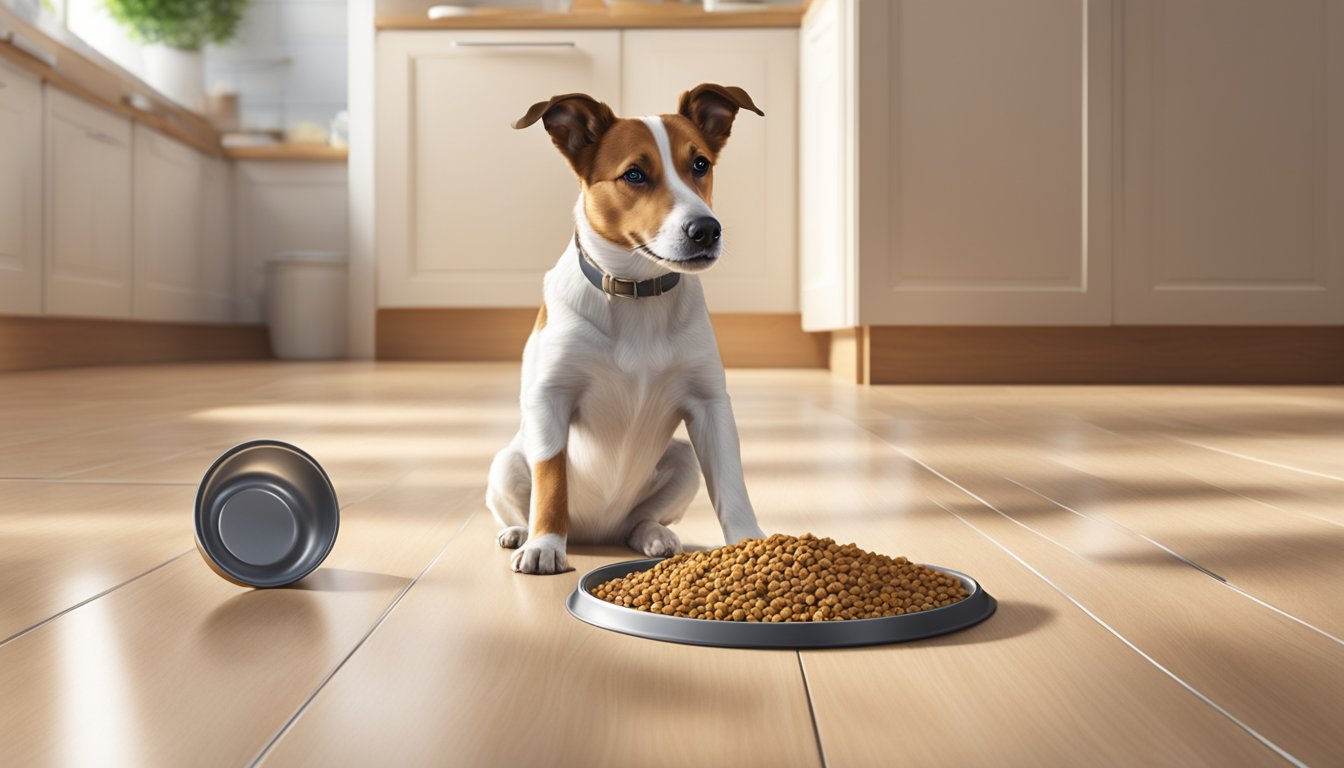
686,398,766,545
624,439,699,558
486,439,530,549
511,387,574,575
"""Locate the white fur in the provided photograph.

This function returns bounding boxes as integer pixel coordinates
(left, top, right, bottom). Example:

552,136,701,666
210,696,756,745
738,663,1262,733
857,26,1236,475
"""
488,118,765,575
638,116,720,266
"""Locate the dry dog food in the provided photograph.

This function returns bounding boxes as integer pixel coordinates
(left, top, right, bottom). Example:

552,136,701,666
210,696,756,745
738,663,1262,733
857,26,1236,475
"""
591,533,969,622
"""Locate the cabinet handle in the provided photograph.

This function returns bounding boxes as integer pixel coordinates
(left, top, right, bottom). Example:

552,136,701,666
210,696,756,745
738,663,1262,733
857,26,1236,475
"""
450,41,576,48
84,129,122,147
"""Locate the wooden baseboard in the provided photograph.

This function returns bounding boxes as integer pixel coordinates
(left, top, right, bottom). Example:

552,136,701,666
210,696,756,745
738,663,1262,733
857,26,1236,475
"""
828,328,866,384
376,309,829,369
859,326,1344,384
0,315,271,373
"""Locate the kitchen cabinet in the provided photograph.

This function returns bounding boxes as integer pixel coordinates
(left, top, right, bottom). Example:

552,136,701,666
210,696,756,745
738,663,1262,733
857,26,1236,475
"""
839,0,1113,328
44,88,133,319
376,30,621,308
198,156,235,323
132,128,234,324
803,0,1343,331
234,161,348,323
133,125,204,322
0,60,43,315
1116,0,1344,324
798,0,849,329
622,29,798,313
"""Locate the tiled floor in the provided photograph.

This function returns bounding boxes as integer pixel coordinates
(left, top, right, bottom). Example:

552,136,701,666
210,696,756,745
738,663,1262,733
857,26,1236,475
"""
1,362,1341,766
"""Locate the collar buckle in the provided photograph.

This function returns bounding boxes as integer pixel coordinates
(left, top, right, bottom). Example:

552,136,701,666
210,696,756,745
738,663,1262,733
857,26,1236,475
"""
602,273,646,299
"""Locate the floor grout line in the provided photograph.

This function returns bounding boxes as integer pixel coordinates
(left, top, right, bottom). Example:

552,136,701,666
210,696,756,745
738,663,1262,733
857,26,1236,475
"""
1069,420,1344,532
249,508,481,767
795,651,829,768
1004,477,1344,649
1175,439,1344,484
926,496,1306,768
1003,477,1227,582
0,549,193,648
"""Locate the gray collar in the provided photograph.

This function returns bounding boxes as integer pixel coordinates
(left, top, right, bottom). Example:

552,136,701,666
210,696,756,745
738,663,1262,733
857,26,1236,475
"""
574,233,681,299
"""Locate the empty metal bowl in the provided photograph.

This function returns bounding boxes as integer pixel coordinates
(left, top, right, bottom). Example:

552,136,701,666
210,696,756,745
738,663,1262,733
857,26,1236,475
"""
194,440,339,588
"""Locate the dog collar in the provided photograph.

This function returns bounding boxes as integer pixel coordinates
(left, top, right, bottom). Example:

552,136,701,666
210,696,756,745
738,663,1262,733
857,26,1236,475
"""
575,233,681,299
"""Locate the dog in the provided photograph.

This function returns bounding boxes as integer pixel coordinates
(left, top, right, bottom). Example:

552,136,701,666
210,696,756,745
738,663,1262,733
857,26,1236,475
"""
486,83,768,575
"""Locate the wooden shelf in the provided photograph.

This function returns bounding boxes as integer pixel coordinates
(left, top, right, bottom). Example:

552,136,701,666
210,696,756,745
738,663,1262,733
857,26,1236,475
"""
224,144,349,162
377,0,806,30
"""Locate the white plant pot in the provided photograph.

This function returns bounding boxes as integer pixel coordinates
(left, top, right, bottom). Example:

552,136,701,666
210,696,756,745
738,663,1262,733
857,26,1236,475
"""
142,44,205,112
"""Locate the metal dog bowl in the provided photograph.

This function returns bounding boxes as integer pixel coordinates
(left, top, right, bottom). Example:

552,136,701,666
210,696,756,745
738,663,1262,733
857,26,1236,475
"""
567,558,996,649
194,440,339,588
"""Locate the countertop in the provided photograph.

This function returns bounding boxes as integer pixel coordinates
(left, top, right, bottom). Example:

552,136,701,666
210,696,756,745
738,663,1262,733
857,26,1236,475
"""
224,143,350,162
376,0,807,30
0,3,224,156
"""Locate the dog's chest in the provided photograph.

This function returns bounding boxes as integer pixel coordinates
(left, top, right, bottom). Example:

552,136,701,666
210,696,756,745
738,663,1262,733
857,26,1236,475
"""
558,286,705,467
575,356,685,436
567,361,684,514
606,305,684,374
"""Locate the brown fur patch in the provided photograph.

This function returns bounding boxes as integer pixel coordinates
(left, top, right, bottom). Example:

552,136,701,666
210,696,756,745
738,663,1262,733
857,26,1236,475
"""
531,451,568,537
533,302,547,332
661,114,716,206
581,119,675,251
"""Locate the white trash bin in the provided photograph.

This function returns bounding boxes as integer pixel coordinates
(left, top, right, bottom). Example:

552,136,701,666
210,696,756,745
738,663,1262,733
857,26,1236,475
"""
265,251,348,360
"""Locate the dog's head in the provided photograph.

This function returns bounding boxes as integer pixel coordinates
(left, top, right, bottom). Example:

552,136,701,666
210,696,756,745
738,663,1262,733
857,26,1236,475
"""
513,84,763,274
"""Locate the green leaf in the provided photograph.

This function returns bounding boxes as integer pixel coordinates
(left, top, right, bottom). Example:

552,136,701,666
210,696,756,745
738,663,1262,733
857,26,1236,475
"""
103,0,249,50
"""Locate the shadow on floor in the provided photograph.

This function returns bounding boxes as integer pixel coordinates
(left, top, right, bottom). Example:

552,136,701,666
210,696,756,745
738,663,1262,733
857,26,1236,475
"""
907,599,1055,648
566,541,731,557
290,568,413,592
567,543,645,558
199,590,327,662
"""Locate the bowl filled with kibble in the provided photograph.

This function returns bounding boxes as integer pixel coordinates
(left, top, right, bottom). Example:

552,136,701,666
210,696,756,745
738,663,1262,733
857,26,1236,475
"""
566,533,996,649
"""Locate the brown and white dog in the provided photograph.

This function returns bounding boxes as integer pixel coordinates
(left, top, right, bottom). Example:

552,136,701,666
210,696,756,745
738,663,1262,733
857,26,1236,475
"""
486,84,767,574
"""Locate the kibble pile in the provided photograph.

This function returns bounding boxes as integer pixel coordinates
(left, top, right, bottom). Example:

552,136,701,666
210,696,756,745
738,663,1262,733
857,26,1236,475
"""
591,533,969,622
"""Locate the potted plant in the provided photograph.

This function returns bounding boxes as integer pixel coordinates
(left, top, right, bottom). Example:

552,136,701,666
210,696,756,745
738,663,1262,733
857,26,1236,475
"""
104,0,248,111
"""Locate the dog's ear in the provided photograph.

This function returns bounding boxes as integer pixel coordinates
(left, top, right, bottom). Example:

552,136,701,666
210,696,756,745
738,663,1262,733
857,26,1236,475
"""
677,83,764,155
513,93,617,176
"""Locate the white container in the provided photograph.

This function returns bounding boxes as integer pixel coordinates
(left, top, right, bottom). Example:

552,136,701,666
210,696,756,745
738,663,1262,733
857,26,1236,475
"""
265,252,348,360
142,45,206,111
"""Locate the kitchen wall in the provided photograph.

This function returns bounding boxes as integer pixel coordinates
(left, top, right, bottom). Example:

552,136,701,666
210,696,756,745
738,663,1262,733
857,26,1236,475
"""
56,0,347,134
204,0,348,133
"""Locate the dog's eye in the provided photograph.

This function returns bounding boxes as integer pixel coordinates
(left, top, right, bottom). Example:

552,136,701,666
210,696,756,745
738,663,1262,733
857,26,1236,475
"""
691,156,711,177
622,167,646,184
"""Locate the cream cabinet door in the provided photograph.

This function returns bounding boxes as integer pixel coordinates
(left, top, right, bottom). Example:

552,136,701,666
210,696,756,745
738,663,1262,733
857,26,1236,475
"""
799,0,850,330
234,162,348,323
133,125,204,322
1117,0,1344,324
0,61,43,315
621,29,798,313
44,88,133,319
856,0,1113,325
198,157,234,322
377,31,621,307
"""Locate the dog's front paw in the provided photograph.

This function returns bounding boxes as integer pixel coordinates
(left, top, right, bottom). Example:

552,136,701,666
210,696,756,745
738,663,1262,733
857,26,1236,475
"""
497,526,528,549
629,522,683,558
510,534,571,575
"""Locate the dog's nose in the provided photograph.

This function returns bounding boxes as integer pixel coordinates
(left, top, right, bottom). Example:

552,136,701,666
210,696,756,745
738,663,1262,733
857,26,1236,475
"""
684,216,722,246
